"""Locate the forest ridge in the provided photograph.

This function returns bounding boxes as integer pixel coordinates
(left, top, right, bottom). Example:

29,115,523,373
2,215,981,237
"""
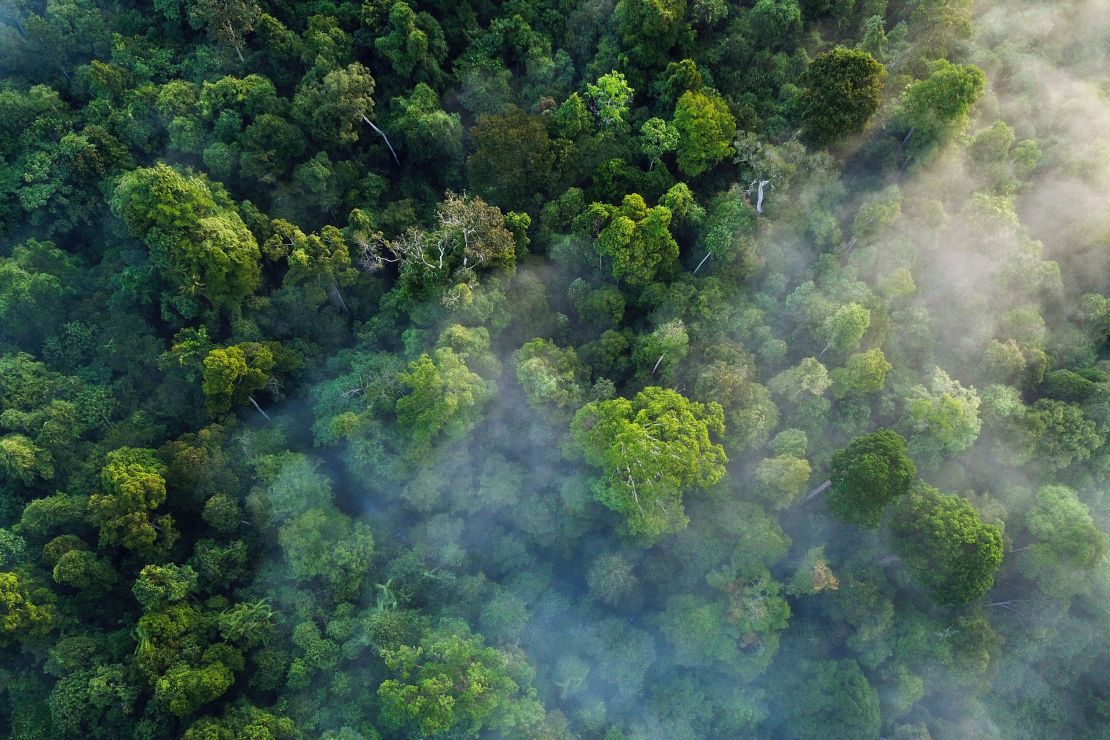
0,0,1108,738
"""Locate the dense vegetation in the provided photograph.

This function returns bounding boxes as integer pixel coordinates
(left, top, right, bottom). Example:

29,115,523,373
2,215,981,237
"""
1,0,1108,737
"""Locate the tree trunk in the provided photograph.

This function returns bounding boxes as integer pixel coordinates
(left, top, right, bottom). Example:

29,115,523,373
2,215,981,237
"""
361,115,401,165
802,480,831,503
248,395,272,422
692,251,712,275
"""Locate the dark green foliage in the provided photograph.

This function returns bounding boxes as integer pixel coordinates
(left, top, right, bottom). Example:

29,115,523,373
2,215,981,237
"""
802,48,886,146
0,2,1104,738
890,484,1004,605
827,430,916,528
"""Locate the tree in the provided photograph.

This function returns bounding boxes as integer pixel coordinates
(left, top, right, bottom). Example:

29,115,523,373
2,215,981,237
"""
1021,399,1103,471
640,117,679,168
673,90,736,177
396,348,492,450
754,454,811,509
374,2,447,85
570,387,727,538
184,705,296,739
749,0,803,50
292,62,376,149
586,71,635,128
1024,485,1106,569
903,369,982,463
155,662,234,716
201,343,275,416
88,448,177,556
895,59,985,163
775,658,880,740
186,0,260,62
515,339,588,411
578,193,680,285
769,358,831,402
801,48,886,147
278,505,374,599
826,430,916,528
110,164,261,316
0,570,55,645
831,349,892,398
390,83,462,166
615,0,689,67
821,303,871,353
377,622,544,737
890,484,1004,605
133,564,199,611
467,106,553,210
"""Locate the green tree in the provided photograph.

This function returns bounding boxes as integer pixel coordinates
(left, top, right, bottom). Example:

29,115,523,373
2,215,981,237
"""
586,71,635,128
749,0,803,49
673,90,736,177
776,658,880,740
110,164,261,317
515,339,588,411
278,505,375,599
615,0,689,67
826,430,916,528
292,62,376,149
890,484,1004,605
155,662,235,717
820,303,871,353
570,387,727,538
201,343,275,416
640,117,680,168
374,2,447,84
467,106,553,210
579,193,680,285
801,47,886,147
1024,485,1106,569
88,448,177,556
377,622,544,737
0,571,55,645
895,59,985,163
830,349,892,398
1021,399,1103,471
903,368,982,463
396,348,492,450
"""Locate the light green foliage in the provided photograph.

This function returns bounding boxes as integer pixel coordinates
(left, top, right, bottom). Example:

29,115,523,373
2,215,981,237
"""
903,368,982,462
278,505,374,599
826,429,916,529
571,387,727,538
821,303,871,353
88,448,176,556
396,348,492,450
896,59,985,162
640,117,680,167
673,91,736,176
632,319,689,383
852,186,902,244
753,454,811,509
515,339,588,411
292,62,376,148
390,83,462,164
1021,399,1103,471
582,193,680,285
586,71,635,128
374,2,447,84
184,705,296,739
377,622,544,737
769,357,832,402
133,564,199,611
111,165,261,316
201,343,275,415
890,484,1003,605
155,661,234,716
831,349,892,398
802,47,886,146
1024,485,1106,569
0,571,56,645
